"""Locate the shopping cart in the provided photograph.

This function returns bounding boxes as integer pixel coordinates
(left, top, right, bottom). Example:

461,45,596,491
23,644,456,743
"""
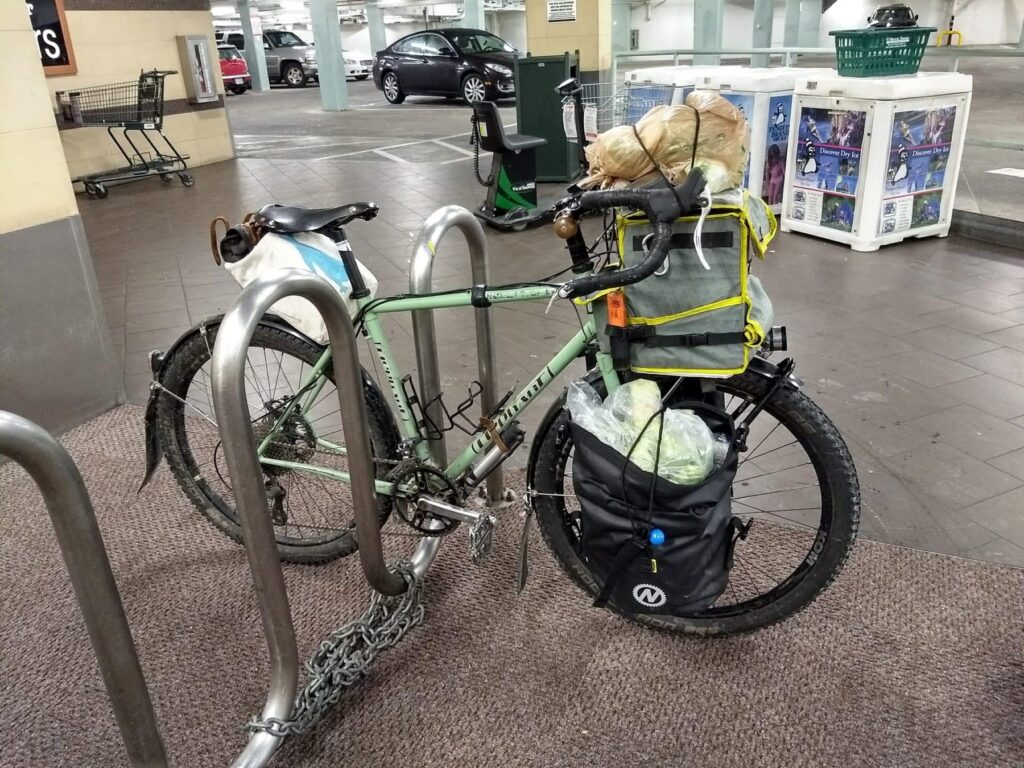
564,81,684,143
56,70,193,199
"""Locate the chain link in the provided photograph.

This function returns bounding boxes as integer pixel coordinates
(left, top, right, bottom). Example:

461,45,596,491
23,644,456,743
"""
468,514,496,564
247,561,426,738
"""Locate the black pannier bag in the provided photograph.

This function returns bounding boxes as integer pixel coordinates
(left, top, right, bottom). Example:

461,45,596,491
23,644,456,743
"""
570,403,746,616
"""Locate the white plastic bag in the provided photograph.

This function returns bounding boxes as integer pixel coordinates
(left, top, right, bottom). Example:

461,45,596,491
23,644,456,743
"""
566,379,716,485
224,231,378,343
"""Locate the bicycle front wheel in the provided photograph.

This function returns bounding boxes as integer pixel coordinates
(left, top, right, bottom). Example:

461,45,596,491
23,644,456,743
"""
529,365,861,635
156,319,400,563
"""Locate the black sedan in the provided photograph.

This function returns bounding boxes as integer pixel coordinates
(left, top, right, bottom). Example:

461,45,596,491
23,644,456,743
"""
372,28,516,104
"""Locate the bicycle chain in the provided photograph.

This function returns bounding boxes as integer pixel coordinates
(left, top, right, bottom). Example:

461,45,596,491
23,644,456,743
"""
247,561,425,738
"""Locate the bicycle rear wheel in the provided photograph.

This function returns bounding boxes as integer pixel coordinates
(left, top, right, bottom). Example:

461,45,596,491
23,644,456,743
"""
156,320,400,563
529,364,860,635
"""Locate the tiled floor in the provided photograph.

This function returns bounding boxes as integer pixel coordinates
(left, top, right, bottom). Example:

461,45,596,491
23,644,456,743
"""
79,90,1024,569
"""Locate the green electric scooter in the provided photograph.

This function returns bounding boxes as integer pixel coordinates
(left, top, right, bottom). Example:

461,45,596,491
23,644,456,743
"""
469,78,589,232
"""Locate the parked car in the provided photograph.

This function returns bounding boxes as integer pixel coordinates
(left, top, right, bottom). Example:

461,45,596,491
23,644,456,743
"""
217,44,252,94
344,50,373,80
372,28,516,104
867,3,919,27
219,29,318,87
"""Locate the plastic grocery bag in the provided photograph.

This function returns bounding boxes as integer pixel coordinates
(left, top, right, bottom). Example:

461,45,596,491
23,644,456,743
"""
224,231,378,344
581,91,750,194
566,379,715,485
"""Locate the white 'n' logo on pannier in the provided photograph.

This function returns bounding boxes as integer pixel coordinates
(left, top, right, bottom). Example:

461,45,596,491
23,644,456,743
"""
632,583,667,608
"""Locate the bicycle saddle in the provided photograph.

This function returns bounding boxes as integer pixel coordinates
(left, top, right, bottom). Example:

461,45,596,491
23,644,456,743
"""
255,202,379,234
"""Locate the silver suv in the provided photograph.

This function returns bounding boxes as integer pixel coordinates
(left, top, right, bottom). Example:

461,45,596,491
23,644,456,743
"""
220,29,318,87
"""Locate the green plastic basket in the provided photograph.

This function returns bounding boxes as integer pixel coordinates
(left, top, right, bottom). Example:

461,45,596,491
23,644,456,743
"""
830,27,936,77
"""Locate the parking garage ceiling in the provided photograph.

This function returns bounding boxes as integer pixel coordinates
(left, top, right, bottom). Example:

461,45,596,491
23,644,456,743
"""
210,0,525,27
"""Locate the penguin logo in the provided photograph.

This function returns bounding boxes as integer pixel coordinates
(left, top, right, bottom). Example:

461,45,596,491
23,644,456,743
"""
889,144,909,184
801,139,818,176
772,102,786,126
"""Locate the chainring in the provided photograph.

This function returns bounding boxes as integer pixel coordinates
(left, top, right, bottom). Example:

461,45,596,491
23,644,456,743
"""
387,459,461,536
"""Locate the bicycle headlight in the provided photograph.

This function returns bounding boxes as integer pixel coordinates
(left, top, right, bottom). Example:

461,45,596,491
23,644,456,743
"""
487,63,512,77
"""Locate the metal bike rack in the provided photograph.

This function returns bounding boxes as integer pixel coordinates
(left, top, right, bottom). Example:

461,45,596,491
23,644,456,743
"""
211,269,441,768
0,411,169,768
409,205,504,503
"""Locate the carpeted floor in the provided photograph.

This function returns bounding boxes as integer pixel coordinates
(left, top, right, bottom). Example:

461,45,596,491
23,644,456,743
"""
1,406,1022,768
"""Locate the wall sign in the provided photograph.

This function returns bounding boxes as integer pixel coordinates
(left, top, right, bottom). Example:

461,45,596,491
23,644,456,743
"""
26,0,77,76
547,0,576,22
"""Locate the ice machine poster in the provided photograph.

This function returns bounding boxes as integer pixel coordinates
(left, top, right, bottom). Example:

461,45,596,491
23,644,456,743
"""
790,107,866,233
763,94,790,207
878,105,957,236
721,93,754,187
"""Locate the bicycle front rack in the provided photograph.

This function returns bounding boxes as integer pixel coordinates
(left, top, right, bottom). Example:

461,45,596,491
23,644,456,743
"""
0,411,169,768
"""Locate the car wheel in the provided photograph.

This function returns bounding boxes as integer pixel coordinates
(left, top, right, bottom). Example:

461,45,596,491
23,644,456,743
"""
382,71,405,104
282,63,307,88
462,74,487,103
355,74,369,81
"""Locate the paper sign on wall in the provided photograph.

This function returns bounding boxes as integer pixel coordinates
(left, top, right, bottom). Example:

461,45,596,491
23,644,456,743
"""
563,102,597,142
548,0,576,22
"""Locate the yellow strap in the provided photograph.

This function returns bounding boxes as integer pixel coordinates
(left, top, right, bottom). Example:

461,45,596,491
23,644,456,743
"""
625,294,745,326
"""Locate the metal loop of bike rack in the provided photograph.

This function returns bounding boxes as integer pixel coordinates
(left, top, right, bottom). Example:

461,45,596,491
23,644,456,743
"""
409,205,504,503
0,411,169,768
211,269,442,768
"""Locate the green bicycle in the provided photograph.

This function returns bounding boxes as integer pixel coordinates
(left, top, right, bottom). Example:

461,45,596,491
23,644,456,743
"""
144,181,860,636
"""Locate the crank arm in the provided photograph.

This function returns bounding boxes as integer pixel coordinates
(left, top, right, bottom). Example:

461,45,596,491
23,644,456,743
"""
416,496,486,524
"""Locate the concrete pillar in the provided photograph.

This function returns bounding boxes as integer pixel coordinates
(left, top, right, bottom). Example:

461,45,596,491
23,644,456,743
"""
784,0,801,46
799,0,822,47
366,0,387,54
238,0,269,92
693,0,724,65
310,0,347,111
611,0,631,52
752,0,774,66
462,0,485,30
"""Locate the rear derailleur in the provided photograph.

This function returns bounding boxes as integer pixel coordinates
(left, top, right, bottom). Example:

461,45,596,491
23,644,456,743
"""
387,459,496,564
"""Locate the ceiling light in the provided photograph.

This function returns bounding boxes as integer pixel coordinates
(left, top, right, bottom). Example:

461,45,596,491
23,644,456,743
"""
211,5,237,17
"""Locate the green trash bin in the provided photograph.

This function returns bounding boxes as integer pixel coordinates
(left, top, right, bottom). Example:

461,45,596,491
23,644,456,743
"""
514,52,579,183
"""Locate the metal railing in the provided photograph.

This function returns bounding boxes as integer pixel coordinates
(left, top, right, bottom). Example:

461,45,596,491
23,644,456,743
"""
0,411,169,768
409,205,504,503
612,45,1024,154
613,44,1024,77
211,269,444,768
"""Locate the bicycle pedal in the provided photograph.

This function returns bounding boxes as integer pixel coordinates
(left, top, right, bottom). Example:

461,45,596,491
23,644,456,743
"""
468,514,497,565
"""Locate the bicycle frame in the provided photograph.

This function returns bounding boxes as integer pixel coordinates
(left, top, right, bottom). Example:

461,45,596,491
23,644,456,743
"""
254,283,619,494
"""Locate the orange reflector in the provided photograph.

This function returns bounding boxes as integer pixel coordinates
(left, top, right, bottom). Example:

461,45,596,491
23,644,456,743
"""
607,291,627,327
